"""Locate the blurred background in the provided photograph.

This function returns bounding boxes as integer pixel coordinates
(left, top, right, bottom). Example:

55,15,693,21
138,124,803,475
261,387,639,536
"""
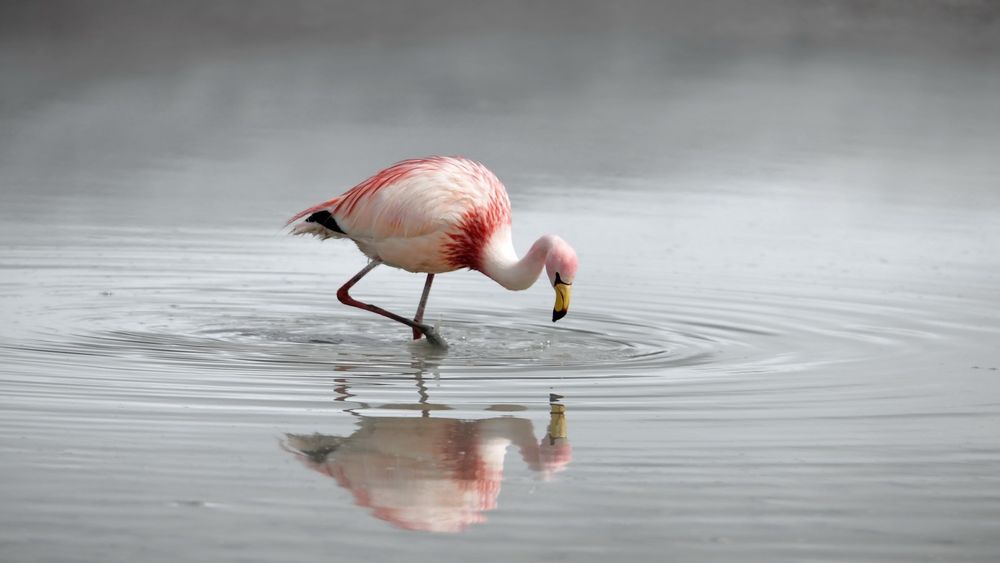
3,0,999,225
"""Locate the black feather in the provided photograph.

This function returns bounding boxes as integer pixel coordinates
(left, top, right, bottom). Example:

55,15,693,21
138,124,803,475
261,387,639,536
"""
305,210,345,234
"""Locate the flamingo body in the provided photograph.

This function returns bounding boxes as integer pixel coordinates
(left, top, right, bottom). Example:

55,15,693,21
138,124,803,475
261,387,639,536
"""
289,157,511,274
288,156,578,345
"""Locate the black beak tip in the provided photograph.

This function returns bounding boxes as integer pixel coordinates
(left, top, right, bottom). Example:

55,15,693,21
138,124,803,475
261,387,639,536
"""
552,309,567,322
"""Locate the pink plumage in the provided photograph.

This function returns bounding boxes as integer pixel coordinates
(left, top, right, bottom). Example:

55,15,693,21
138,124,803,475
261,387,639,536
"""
289,156,510,273
288,155,578,346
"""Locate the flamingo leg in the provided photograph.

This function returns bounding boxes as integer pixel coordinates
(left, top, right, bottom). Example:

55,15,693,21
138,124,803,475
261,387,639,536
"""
336,261,447,348
412,273,435,340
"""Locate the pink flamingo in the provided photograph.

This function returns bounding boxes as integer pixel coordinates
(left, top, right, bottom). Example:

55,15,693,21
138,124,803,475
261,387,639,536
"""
287,156,578,347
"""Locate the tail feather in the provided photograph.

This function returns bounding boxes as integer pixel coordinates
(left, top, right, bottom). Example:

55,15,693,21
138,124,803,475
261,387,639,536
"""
290,221,347,240
286,196,342,226
287,197,350,240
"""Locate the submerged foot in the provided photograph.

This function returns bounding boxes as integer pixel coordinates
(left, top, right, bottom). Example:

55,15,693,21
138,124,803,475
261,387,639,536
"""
415,323,448,349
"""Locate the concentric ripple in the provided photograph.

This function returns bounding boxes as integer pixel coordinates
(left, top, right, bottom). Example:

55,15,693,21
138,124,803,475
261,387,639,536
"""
4,301,690,375
0,224,991,415
1,274,951,380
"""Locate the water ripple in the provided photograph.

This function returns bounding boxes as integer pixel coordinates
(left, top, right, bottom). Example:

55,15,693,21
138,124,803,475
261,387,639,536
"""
0,225,993,418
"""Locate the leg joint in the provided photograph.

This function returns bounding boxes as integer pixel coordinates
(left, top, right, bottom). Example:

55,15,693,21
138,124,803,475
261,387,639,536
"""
336,286,351,304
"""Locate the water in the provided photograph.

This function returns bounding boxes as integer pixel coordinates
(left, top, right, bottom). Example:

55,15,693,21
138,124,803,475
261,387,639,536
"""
3,3,1000,562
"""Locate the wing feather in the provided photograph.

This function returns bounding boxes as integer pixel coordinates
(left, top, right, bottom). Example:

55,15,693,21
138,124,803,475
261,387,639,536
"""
287,156,511,271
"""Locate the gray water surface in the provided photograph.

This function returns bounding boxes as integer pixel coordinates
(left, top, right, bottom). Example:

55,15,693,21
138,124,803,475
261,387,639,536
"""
2,3,1000,562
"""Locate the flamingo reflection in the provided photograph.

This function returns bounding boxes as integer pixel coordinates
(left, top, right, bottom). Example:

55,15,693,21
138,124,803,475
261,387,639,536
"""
283,400,570,533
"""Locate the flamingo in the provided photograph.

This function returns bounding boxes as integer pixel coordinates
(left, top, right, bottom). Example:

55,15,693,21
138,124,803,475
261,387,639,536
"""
287,156,578,347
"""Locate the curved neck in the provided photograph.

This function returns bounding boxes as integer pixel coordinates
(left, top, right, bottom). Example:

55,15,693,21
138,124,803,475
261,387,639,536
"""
481,230,553,291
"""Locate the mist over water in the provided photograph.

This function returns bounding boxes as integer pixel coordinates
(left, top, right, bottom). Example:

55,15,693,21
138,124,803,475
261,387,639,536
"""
2,2,1000,562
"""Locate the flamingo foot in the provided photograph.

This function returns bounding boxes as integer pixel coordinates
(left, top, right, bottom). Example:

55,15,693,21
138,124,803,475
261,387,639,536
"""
415,323,448,349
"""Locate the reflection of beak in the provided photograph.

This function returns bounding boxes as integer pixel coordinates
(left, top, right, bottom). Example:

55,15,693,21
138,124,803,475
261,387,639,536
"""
548,403,567,439
552,283,572,322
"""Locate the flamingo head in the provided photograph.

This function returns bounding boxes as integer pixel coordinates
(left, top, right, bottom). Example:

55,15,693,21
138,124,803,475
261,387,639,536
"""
545,236,578,322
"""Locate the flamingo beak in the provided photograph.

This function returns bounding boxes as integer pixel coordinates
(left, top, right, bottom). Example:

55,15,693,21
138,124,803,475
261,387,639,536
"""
553,282,572,322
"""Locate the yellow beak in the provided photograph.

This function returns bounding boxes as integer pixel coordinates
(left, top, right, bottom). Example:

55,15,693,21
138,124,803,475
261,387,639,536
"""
553,282,572,322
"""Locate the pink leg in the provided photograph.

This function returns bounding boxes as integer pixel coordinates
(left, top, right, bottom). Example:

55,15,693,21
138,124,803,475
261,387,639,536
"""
412,273,435,340
337,261,446,347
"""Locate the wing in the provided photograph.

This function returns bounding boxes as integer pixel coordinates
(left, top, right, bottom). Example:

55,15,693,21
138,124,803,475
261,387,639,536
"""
290,157,511,243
